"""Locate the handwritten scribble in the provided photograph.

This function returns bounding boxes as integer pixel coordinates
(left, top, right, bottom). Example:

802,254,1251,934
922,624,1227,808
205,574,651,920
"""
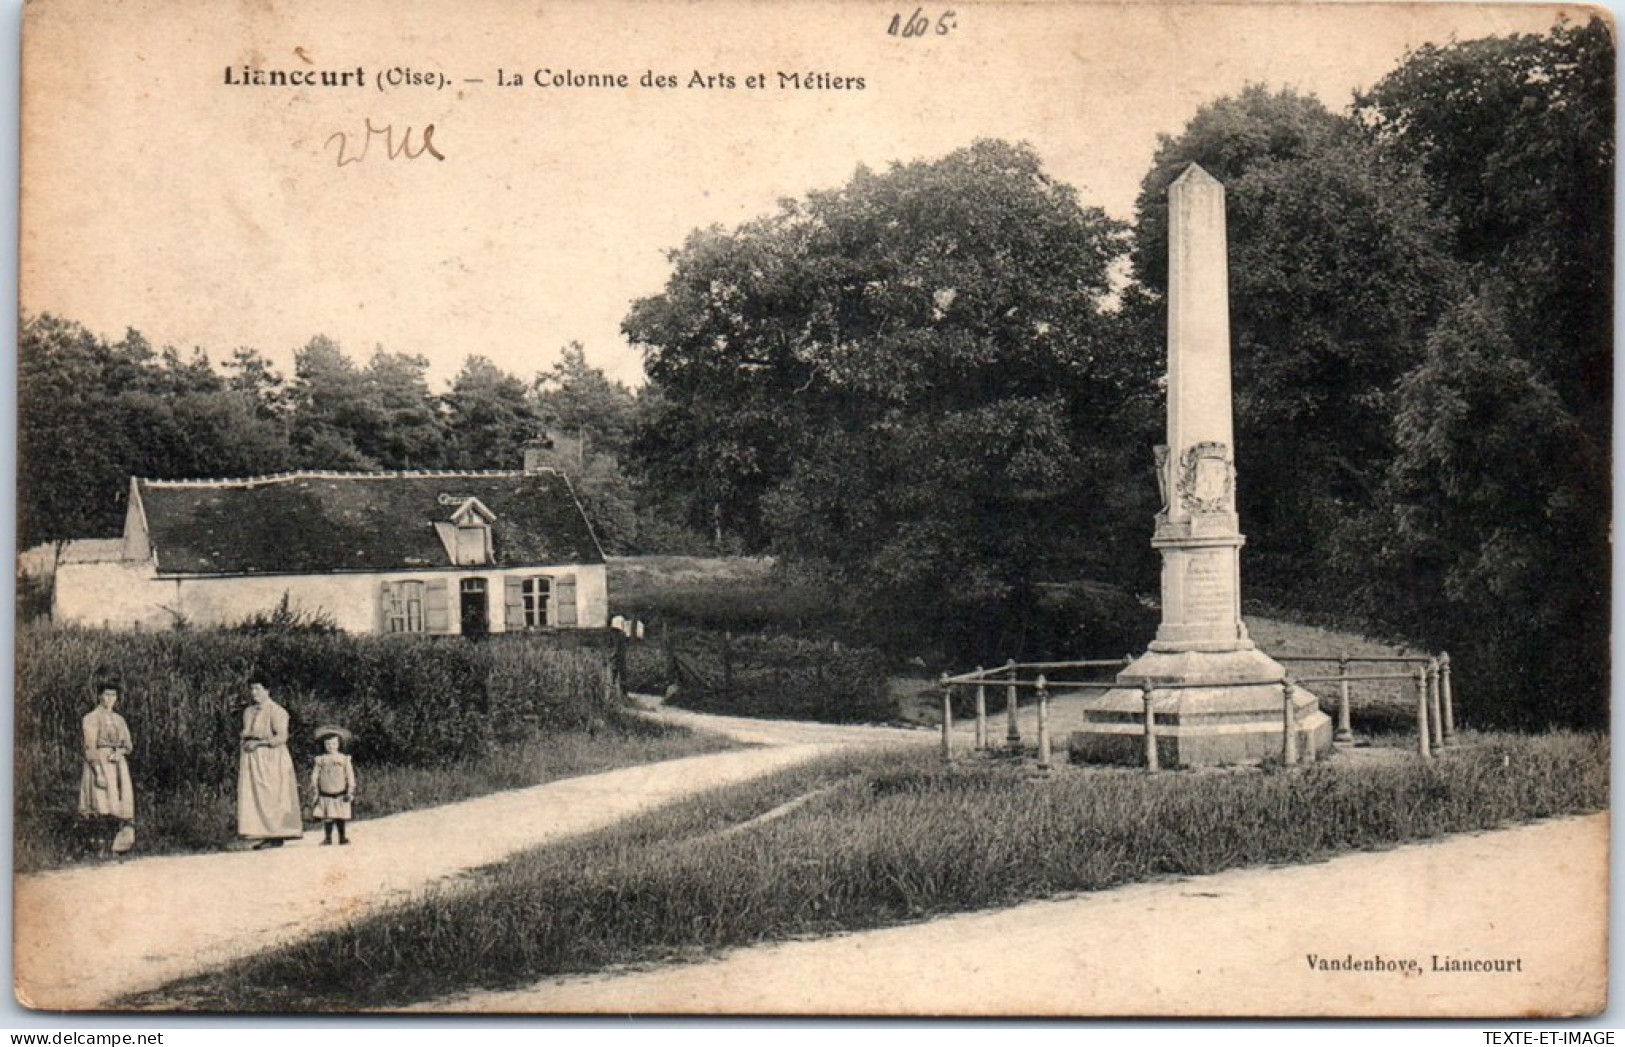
325,119,445,167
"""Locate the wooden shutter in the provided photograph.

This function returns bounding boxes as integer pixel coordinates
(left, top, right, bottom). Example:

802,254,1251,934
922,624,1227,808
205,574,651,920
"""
554,574,577,626
378,581,396,634
425,578,450,633
504,577,525,629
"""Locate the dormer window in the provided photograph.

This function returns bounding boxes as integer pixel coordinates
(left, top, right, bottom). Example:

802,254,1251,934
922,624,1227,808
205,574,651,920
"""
434,497,497,566
454,522,491,565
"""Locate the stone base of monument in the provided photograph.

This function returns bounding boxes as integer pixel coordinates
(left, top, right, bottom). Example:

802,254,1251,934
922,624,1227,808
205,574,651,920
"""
1067,648,1334,768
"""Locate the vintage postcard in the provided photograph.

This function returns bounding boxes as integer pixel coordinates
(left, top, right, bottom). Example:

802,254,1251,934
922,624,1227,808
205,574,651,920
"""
13,0,1611,1020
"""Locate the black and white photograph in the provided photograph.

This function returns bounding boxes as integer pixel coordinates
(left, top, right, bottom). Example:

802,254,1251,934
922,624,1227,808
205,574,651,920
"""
11,0,1613,1020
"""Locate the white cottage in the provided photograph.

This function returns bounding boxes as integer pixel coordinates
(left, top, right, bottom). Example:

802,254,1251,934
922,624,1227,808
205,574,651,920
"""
52,464,608,635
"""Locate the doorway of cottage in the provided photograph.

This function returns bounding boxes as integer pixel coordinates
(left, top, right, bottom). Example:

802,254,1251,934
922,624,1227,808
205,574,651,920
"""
460,577,489,637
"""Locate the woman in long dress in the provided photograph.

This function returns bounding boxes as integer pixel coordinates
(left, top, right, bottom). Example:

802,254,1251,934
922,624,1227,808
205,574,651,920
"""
79,681,134,856
237,680,303,849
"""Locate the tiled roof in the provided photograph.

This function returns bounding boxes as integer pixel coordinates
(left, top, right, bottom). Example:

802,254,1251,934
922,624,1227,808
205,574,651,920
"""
134,470,604,576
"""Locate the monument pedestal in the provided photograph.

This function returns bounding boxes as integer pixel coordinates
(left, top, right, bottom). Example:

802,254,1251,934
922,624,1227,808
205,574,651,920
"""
1069,648,1333,768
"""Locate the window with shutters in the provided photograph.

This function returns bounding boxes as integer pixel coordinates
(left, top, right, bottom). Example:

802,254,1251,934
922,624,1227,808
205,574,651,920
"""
385,580,426,633
503,573,576,630
521,577,550,628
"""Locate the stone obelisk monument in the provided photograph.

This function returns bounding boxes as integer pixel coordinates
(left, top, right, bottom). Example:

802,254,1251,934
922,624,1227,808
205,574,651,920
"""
1071,164,1332,766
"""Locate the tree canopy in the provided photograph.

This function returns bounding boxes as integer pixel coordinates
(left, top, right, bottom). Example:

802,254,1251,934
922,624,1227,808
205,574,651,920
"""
626,140,1154,656
16,320,656,552
1353,19,1613,726
18,315,293,545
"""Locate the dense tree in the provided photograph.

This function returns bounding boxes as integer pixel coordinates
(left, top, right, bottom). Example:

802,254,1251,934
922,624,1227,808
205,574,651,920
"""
19,315,136,543
358,349,447,468
443,355,540,469
534,342,638,457
222,347,291,420
17,314,293,546
1352,20,1613,727
531,342,644,551
287,336,379,470
17,318,661,557
626,140,1149,656
1355,18,1612,410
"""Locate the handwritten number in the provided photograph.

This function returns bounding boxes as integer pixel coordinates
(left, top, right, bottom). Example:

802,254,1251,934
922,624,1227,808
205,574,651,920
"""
887,8,955,37
888,8,927,36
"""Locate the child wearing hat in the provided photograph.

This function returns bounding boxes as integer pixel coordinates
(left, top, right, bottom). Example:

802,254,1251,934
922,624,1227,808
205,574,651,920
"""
309,726,357,845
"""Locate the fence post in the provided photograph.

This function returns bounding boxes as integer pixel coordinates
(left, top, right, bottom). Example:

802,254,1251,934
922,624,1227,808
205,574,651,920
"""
1282,677,1299,766
1440,652,1457,746
1004,659,1021,750
1141,681,1159,772
974,667,987,752
940,673,953,763
721,631,734,705
1427,658,1444,751
612,629,629,699
1335,652,1354,744
1414,664,1432,760
1036,674,1051,772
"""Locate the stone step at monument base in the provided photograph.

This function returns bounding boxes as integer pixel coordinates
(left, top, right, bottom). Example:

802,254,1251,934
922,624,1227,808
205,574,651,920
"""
1067,648,1333,768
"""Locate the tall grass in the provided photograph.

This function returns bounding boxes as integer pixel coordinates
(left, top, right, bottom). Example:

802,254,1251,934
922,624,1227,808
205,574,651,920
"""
14,623,679,870
129,731,1607,1011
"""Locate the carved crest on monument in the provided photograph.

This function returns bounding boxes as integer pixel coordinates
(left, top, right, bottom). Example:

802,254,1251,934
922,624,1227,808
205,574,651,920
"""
1177,441,1233,514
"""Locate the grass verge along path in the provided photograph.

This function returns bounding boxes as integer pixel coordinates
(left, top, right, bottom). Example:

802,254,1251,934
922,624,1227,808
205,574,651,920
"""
433,812,1606,1017
126,730,1607,1012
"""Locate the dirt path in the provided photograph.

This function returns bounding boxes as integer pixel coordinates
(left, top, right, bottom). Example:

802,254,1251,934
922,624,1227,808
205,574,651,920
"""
419,813,1608,1018
13,707,929,1011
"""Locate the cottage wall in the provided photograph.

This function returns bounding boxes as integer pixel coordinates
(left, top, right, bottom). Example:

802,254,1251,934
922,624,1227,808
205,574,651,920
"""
54,563,609,634
54,559,170,630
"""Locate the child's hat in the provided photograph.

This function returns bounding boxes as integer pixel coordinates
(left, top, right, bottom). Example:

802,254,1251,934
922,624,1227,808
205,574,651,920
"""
313,725,353,745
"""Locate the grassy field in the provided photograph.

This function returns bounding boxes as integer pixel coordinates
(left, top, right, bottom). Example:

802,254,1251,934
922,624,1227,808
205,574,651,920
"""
126,730,1608,1012
607,554,778,595
609,556,899,722
607,555,833,635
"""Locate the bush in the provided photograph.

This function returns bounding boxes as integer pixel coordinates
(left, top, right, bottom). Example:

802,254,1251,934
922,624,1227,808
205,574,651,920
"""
227,594,341,634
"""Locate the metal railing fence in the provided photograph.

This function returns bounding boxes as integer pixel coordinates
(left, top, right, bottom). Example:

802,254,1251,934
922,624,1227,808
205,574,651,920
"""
939,652,1456,771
